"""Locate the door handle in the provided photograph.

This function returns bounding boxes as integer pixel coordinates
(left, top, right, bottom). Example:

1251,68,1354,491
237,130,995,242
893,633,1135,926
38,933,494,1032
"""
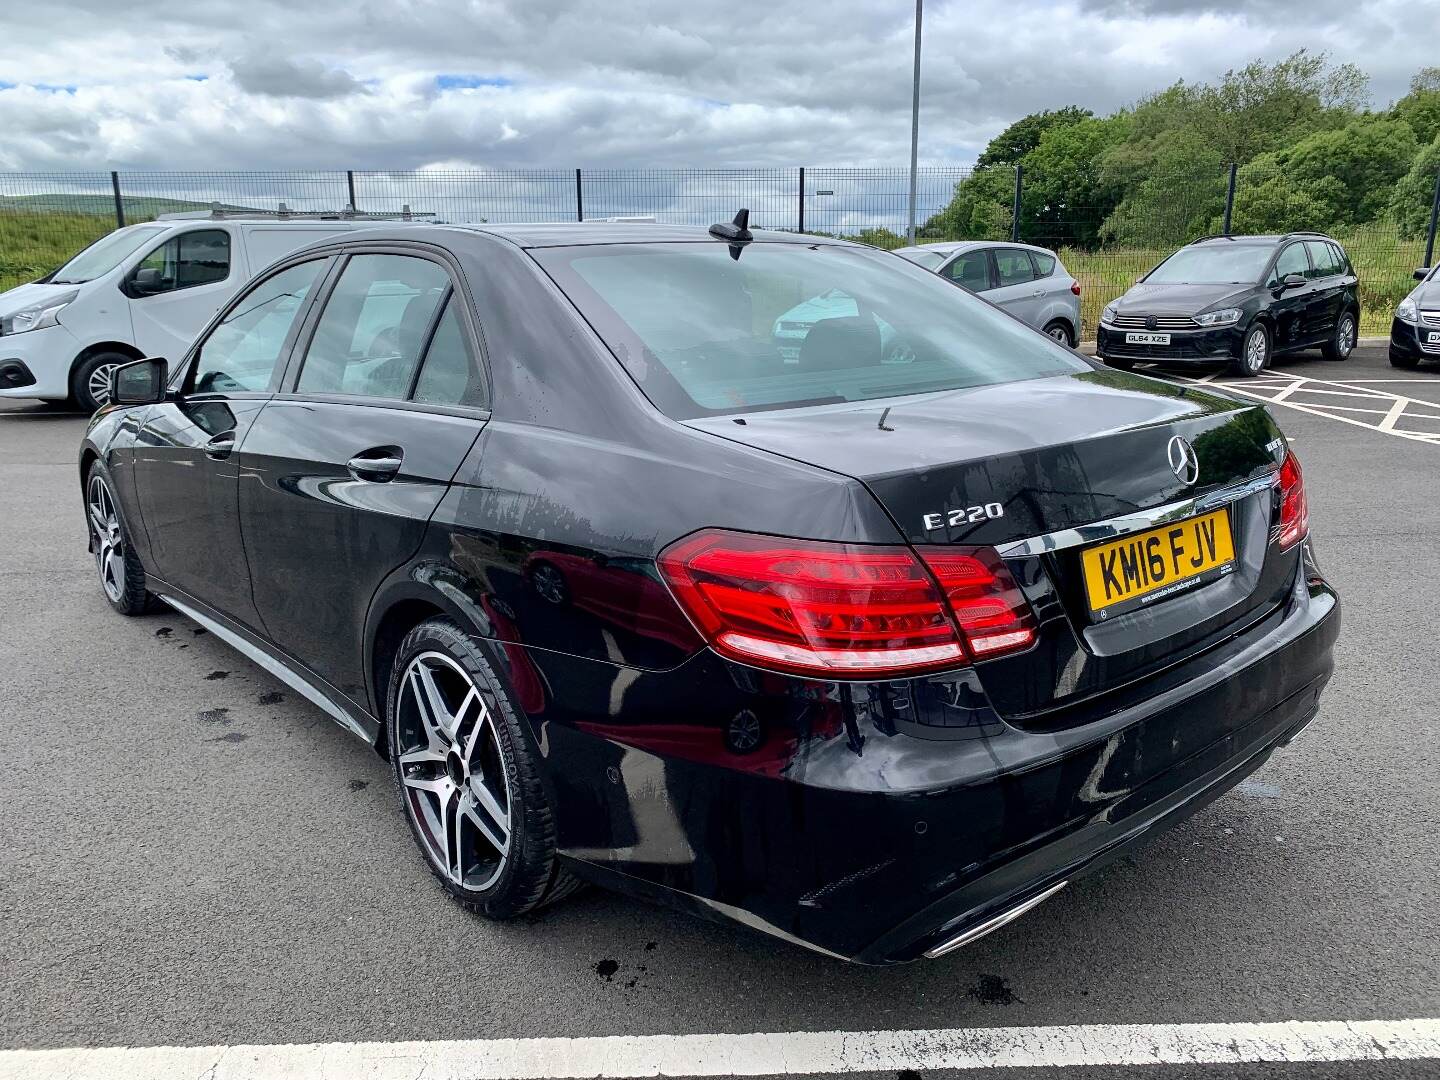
347,447,404,482
204,432,236,460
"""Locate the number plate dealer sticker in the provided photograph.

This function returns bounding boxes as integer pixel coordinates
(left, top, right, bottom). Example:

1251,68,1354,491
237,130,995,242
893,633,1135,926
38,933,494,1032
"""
1081,509,1236,618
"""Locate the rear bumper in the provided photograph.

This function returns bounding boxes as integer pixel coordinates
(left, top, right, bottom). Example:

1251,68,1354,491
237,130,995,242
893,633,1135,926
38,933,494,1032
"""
542,557,1340,963
1390,318,1440,360
1096,323,1243,363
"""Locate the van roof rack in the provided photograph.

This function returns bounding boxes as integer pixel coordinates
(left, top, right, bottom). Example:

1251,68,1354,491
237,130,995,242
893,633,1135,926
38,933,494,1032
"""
157,202,436,222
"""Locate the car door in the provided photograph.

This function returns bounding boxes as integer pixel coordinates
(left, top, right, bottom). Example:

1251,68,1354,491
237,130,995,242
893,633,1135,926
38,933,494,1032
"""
236,247,489,705
939,248,995,294
126,228,242,362
1303,240,1344,342
131,257,332,627
1265,241,1313,350
986,247,1046,327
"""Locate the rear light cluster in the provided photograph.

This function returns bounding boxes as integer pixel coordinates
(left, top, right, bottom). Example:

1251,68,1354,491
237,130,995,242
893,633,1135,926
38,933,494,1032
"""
1070,280,1082,296
657,529,1035,679
1275,450,1309,549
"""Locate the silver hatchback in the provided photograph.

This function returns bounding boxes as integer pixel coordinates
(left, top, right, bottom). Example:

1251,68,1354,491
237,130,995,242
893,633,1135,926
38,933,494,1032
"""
895,241,1082,346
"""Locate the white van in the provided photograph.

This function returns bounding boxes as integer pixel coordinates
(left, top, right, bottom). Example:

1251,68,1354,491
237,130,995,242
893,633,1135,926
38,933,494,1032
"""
0,211,432,411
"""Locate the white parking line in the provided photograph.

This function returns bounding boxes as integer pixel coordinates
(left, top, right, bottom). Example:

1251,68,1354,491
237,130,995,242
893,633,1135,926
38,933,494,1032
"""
1,1019,1436,1079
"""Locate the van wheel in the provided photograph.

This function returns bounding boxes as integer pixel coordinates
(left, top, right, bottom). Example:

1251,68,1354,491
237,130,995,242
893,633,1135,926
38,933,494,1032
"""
388,617,582,919
71,351,132,413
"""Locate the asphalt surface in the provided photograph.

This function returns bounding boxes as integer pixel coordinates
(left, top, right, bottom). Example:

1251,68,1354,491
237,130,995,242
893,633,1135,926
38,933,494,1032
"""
1,345,1437,1076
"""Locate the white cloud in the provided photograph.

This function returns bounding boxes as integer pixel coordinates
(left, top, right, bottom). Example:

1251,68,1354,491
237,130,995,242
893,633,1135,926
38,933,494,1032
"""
0,0,1431,172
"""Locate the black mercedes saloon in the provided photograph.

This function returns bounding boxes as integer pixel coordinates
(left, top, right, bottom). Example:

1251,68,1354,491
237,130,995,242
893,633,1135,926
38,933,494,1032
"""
80,218,1339,964
1096,232,1359,377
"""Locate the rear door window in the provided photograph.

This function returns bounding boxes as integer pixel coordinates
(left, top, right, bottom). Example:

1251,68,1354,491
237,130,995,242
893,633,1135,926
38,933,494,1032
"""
411,297,486,408
1304,241,1339,278
296,254,450,400
536,242,1087,420
1031,251,1057,276
993,249,1036,287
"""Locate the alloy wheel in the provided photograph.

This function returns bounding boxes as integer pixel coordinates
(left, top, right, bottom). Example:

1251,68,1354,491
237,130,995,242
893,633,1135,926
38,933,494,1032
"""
1337,315,1355,358
87,363,117,408
87,474,125,603
395,651,513,891
1244,328,1268,374
1047,325,1070,344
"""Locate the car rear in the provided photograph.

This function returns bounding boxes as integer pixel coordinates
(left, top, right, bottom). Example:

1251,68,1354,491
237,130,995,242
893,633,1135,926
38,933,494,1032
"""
532,232,1340,962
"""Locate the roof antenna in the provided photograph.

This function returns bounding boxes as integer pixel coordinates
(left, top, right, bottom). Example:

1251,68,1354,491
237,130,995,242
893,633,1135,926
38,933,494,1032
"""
709,208,754,259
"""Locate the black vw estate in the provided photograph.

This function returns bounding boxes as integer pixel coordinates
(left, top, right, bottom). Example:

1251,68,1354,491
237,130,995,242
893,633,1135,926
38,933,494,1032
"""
1097,232,1359,377
81,219,1339,963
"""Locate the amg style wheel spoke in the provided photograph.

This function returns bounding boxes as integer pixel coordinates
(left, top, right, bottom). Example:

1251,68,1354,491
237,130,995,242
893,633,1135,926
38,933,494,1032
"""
396,650,515,891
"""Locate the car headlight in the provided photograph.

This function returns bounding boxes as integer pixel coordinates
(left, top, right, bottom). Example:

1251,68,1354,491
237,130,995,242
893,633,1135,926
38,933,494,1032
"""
0,291,77,336
1101,303,1118,324
1395,297,1419,325
1194,307,1243,327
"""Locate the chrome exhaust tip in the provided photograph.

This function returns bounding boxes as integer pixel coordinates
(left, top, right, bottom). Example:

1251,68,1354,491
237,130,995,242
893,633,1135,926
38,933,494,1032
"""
923,880,1068,959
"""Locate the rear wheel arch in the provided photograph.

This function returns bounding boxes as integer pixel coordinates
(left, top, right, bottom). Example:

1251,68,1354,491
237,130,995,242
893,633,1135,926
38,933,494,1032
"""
368,595,449,755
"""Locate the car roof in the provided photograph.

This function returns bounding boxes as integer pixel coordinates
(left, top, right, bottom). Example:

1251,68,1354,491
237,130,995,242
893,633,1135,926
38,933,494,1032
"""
1188,233,1337,247
443,222,854,249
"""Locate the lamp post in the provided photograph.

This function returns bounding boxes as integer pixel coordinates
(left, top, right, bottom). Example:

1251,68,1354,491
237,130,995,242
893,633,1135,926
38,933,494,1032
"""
906,0,923,245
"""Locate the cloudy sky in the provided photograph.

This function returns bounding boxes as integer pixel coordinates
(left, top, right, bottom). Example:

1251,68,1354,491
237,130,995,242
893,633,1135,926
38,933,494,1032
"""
0,0,1431,173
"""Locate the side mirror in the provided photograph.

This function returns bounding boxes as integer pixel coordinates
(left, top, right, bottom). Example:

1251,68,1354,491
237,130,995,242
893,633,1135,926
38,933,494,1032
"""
110,357,169,406
1133,275,1145,285
131,267,164,295
1281,274,1306,291
1415,267,1431,282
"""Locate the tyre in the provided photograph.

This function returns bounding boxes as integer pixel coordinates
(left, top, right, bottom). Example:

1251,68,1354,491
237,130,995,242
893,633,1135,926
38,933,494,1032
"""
1042,319,1075,347
387,617,580,918
1231,323,1270,377
1321,309,1357,361
86,466,157,616
70,351,132,413
1390,349,1420,370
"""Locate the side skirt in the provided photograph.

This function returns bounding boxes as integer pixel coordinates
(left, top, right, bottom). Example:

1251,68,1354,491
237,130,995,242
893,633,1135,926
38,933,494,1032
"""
155,589,379,744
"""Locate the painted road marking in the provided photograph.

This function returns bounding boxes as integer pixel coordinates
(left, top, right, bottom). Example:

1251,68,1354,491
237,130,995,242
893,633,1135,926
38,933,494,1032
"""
1,1019,1437,1079
1164,370,1440,445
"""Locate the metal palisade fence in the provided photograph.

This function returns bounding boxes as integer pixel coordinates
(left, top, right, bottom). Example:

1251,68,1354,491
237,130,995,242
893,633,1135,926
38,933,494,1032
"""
2,165,1437,335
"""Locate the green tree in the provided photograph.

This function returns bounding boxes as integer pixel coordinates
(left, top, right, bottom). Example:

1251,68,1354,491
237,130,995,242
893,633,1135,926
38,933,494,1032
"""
976,106,1093,168
1391,68,1440,146
1018,115,1131,247
1390,136,1440,241
922,167,1014,240
1280,116,1419,223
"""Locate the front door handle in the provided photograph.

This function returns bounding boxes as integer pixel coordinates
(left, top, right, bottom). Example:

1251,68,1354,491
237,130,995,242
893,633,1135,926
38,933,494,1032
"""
205,432,236,460
347,447,404,482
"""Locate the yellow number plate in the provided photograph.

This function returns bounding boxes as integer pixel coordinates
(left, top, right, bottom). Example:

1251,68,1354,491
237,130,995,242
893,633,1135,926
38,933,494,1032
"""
1081,509,1235,616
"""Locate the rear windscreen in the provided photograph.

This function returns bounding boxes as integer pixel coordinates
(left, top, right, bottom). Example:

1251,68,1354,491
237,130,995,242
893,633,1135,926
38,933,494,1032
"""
535,242,1088,419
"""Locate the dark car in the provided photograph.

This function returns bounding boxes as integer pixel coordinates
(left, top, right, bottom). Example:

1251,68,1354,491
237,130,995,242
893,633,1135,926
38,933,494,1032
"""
80,218,1338,964
1097,233,1360,377
1390,264,1440,368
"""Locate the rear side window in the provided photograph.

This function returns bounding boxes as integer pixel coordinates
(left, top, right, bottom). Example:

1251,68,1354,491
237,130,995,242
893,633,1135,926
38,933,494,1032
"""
1304,241,1340,278
411,297,485,408
994,249,1036,287
536,242,1087,420
192,259,326,394
297,254,450,399
135,229,231,293
945,250,991,291
1327,243,1350,274
1031,251,1057,276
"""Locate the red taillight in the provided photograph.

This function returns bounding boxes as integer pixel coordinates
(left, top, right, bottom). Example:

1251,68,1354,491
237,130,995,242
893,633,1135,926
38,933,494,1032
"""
1070,280,1082,296
657,529,1035,678
1276,450,1308,549
917,547,1038,659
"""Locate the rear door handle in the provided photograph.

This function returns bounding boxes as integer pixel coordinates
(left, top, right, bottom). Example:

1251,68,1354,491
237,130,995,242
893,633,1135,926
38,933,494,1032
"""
347,447,404,482
205,432,236,460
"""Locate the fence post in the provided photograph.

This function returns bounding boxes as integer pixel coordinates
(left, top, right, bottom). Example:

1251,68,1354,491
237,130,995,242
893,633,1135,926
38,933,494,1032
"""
575,168,584,222
1010,165,1023,242
110,172,125,229
1425,167,1440,270
797,167,805,234
1223,163,1237,236
346,170,358,213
